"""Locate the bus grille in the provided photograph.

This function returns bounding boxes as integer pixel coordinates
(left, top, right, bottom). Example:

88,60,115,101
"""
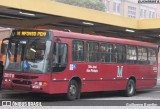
15,75,38,79
12,86,31,91
12,80,32,85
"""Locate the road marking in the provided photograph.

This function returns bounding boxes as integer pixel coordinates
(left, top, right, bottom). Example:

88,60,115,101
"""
152,91,160,92
0,90,30,94
154,85,160,87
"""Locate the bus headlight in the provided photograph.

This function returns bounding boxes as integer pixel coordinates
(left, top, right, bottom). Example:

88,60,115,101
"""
4,78,11,82
4,79,8,82
39,82,43,86
34,81,47,86
34,82,38,85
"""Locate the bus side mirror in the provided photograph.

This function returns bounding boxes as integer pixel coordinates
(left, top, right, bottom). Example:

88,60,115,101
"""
1,38,9,55
1,43,5,54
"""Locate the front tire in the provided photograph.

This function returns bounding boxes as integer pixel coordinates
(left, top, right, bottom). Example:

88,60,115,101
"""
66,80,79,101
124,79,136,97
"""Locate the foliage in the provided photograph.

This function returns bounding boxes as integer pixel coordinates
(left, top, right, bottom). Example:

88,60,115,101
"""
54,0,105,11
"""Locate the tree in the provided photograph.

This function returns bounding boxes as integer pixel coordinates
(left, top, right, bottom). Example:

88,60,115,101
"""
54,0,105,11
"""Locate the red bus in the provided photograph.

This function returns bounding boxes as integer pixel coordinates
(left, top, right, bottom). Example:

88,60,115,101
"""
2,29,158,100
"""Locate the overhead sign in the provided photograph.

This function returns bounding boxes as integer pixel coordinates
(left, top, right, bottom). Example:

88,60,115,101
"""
11,30,49,37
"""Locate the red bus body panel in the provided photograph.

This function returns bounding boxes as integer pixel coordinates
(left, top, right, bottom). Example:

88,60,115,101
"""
2,30,158,94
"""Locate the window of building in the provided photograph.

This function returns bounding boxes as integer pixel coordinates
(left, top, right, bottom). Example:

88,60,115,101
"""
140,9,143,18
144,10,146,18
140,8,147,19
137,47,147,64
126,45,137,64
105,0,110,12
128,6,136,18
86,42,99,62
100,43,113,63
152,12,155,18
149,10,156,19
117,3,120,13
113,2,116,12
127,0,137,3
72,40,84,62
113,1,121,14
149,11,152,18
148,48,156,65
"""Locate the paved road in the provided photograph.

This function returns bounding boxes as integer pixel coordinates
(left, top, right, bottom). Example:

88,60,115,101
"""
0,80,160,106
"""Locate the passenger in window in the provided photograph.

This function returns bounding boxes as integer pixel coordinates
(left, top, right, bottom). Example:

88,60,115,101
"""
78,46,84,61
53,44,58,65
100,46,106,62
92,45,98,62
53,54,58,64
106,48,113,63
114,46,118,63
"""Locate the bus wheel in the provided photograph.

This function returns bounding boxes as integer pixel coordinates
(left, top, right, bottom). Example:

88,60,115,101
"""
124,79,136,97
66,80,79,101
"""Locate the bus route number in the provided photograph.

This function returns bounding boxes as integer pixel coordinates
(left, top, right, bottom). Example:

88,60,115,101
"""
16,31,47,37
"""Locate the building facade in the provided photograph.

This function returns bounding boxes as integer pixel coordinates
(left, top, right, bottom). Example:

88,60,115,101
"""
97,0,158,19
157,3,160,18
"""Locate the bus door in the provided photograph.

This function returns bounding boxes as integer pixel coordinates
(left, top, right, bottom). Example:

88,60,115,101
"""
83,41,100,91
51,37,69,90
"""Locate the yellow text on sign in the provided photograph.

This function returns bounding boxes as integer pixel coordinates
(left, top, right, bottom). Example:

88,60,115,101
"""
37,32,47,37
17,31,47,37
22,32,37,36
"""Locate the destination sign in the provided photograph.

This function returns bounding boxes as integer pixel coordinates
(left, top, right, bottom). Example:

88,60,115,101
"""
12,30,49,37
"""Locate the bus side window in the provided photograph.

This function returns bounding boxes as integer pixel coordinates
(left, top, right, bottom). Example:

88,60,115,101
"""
126,45,137,64
72,40,84,62
86,42,99,62
137,47,148,65
100,45,106,62
148,48,156,65
114,44,126,63
52,43,68,73
100,43,113,63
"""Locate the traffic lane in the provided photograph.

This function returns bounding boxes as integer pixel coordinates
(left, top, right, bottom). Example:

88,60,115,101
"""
0,86,160,101
0,91,160,106
0,83,159,107
1,78,159,99
81,84,160,100
0,86,160,106
0,80,159,101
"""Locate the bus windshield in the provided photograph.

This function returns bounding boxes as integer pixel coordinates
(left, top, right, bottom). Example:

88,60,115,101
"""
4,38,51,74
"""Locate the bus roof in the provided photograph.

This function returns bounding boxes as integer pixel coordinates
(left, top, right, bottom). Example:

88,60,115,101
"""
14,29,156,48
52,30,157,48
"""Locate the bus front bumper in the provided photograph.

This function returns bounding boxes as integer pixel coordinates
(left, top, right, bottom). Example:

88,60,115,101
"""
2,80,50,93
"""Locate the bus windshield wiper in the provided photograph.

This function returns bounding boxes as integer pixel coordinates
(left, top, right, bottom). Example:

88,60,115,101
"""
29,38,41,53
30,38,40,46
8,49,12,55
30,48,36,52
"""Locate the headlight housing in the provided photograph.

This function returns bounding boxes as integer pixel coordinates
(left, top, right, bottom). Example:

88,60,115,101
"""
34,81,47,86
4,78,11,82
